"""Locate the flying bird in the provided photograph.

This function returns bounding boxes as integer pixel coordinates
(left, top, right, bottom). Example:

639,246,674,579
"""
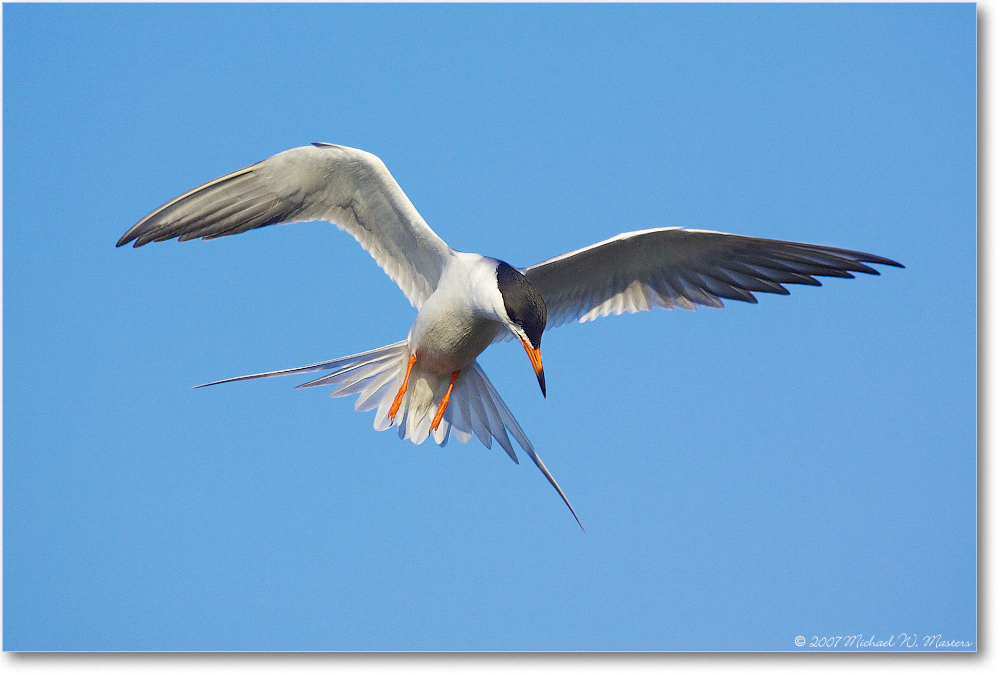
118,143,902,530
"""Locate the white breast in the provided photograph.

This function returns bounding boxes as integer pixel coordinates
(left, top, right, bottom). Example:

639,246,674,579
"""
407,252,506,375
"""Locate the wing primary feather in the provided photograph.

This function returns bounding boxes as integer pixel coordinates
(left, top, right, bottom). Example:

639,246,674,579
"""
527,227,901,329
784,243,904,269
119,145,455,308
676,271,726,308
118,167,259,247
767,249,876,275
710,265,792,294
143,194,275,245
151,178,265,232
696,272,759,303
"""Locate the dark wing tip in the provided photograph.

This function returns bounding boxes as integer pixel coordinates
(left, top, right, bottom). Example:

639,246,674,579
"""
116,230,137,248
848,257,904,274
833,247,905,271
854,250,903,269
117,217,156,247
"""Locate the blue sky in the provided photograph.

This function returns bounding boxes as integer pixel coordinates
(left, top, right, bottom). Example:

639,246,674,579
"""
3,3,975,651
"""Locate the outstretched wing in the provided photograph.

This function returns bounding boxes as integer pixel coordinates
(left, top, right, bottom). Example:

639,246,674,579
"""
118,143,454,308
524,227,903,329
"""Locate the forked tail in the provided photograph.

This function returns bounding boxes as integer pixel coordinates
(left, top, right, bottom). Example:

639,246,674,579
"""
196,342,584,531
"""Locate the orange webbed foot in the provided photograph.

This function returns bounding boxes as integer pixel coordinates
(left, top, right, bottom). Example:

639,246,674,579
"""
388,354,417,423
430,370,461,432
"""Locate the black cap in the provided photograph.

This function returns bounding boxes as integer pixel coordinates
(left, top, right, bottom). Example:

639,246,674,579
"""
496,261,547,348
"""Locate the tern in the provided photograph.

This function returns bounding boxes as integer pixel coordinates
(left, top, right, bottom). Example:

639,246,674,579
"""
118,143,902,530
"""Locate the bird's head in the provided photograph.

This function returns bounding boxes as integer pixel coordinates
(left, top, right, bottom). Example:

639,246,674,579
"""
495,261,547,397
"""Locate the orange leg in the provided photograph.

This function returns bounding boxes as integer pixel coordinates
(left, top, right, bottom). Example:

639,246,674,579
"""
388,354,417,423
430,370,461,432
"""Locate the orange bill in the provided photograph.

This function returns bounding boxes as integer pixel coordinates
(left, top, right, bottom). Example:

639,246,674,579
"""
520,339,546,397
